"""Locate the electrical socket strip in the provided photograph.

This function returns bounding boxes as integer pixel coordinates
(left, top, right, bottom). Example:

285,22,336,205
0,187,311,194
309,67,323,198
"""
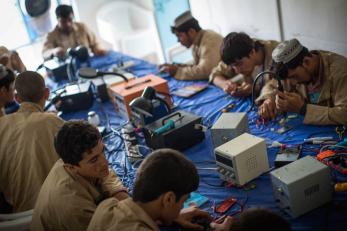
121,125,142,163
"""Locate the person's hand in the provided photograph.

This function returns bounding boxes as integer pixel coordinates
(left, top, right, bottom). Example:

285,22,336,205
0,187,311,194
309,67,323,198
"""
158,64,178,77
275,91,305,113
258,97,277,120
0,54,9,67
174,206,212,230
53,47,66,58
210,216,235,231
93,47,108,56
223,81,238,94
113,191,129,201
230,82,252,97
9,51,26,73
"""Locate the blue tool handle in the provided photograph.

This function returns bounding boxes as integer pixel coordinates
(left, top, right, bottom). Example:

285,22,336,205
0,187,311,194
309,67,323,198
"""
336,138,347,147
154,119,175,136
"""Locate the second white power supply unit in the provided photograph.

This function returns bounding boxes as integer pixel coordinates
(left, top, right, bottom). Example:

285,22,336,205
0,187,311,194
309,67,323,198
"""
270,155,332,217
214,133,269,186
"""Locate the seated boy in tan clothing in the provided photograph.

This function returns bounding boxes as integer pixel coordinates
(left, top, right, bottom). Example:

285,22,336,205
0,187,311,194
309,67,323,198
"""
87,149,227,231
159,11,223,81
0,71,64,212
31,120,128,231
210,32,279,97
42,5,107,60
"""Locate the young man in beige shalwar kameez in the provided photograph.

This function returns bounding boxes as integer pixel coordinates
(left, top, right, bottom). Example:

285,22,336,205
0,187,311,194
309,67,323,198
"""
31,120,128,231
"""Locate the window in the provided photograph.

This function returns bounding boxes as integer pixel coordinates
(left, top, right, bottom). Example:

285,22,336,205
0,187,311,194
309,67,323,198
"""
0,0,72,70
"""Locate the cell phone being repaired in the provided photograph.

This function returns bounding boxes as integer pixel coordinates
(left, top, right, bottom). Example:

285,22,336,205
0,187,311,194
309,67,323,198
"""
274,145,302,168
215,198,237,214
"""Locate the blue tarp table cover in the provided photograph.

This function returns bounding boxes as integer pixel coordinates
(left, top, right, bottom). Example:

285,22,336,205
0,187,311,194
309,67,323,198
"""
58,51,347,231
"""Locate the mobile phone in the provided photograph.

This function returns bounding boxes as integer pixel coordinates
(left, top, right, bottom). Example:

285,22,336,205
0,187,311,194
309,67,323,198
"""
215,198,237,213
184,192,209,208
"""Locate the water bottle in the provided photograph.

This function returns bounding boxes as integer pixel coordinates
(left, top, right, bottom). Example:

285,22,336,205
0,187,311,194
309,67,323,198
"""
88,111,100,126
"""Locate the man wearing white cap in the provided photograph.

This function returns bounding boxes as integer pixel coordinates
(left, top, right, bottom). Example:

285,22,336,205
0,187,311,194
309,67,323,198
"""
258,39,347,125
159,11,223,81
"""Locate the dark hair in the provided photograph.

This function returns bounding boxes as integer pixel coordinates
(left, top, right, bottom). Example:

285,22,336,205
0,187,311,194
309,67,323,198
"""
0,67,15,90
230,208,292,231
133,149,199,203
55,120,101,166
15,71,45,103
171,18,201,33
272,47,310,80
220,32,263,65
55,4,73,19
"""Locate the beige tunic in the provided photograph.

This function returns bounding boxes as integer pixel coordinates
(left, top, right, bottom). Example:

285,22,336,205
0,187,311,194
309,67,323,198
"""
0,107,4,117
42,22,101,60
175,29,223,80
31,159,126,231
0,102,64,212
258,50,347,125
87,197,159,231
209,40,279,85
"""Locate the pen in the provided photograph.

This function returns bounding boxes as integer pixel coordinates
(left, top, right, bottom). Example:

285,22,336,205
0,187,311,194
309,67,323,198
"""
304,136,333,142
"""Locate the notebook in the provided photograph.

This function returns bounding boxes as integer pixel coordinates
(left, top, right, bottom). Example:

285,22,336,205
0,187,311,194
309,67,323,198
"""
171,83,208,98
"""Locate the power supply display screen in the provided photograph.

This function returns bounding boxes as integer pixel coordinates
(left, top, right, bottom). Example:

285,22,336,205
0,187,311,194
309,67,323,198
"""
215,153,233,168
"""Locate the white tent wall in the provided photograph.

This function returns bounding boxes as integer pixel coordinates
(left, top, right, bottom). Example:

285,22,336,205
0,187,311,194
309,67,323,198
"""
73,0,347,60
190,0,347,57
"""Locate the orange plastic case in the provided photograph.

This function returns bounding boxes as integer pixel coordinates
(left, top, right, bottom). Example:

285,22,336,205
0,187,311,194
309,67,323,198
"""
109,75,172,119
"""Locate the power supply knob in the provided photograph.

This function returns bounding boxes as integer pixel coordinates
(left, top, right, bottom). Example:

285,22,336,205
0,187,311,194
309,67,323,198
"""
276,187,284,195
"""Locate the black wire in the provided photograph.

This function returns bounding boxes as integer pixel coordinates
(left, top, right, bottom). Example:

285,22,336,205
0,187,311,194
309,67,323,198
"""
248,71,275,113
193,160,216,165
200,178,225,188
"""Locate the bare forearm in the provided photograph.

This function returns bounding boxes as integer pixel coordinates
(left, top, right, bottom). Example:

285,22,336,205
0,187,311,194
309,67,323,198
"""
113,191,129,201
212,75,229,89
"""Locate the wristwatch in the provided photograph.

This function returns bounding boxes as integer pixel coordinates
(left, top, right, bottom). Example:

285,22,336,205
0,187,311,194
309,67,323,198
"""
299,102,307,115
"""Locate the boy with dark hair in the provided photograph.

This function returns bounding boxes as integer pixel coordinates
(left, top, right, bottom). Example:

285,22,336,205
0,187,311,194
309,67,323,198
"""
0,71,64,212
55,4,73,18
210,32,279,97
87,149,211,230
159,11,223,80
42,4,107,60
31,120,128,231
0,64,15,117
258,38,347,125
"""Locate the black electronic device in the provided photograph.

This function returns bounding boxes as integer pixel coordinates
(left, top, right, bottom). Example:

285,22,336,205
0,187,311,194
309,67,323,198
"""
42,46,91,82
55,81,94,113
44,58,69,82
66,46,90,82
274,145,302,168
91,78,109,102
130,86,171,127
143,110,205,151
248,63,286,112
78,67,129,103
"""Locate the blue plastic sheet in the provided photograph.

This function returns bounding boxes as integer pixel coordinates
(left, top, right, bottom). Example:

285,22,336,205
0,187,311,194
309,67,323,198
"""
58,51,347,231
